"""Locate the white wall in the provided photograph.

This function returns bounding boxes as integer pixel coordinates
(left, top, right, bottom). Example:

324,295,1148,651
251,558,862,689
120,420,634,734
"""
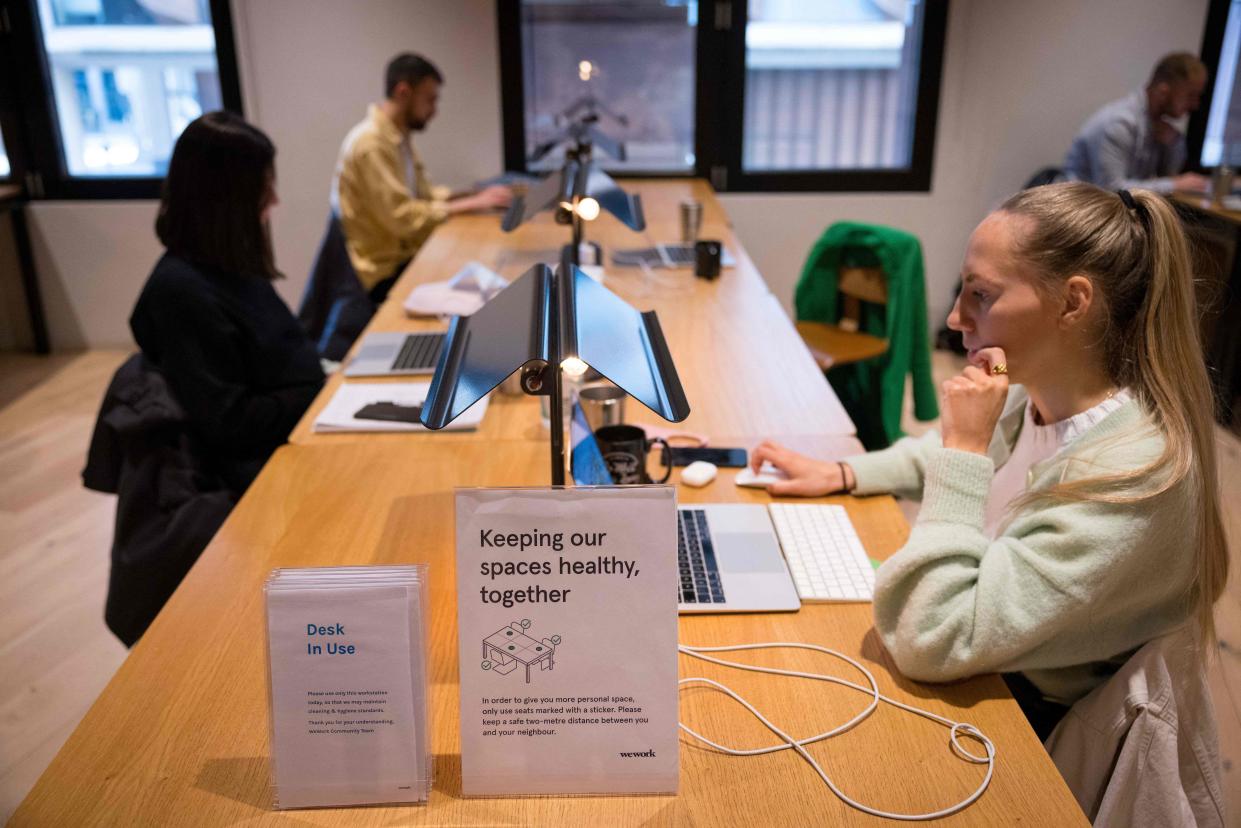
27,202,161,350
22,0,1208,349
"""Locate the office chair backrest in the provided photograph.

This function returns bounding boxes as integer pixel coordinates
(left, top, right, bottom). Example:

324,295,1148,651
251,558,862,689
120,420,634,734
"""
836,265,887,333
298,213,371,361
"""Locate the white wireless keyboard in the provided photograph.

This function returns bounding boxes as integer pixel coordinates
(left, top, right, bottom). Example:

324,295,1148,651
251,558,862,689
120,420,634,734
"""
768,504,875,602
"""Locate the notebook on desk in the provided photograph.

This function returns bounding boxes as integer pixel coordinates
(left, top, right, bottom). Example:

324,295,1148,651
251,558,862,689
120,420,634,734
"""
313,381,488,433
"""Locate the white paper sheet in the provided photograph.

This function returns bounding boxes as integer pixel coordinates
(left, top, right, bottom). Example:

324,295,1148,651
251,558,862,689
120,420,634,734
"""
313,381,489,433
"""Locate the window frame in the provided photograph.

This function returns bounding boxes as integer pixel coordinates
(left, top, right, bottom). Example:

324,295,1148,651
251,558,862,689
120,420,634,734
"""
1185,0,1232,172
0,0,244,201
496,0,950,193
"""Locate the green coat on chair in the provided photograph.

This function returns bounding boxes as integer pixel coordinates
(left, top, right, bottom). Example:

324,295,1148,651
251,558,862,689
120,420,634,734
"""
795,221,939,449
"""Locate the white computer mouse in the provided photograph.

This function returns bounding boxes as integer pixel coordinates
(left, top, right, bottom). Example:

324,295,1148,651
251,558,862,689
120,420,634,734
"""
680,461,718,488
734,462,789,488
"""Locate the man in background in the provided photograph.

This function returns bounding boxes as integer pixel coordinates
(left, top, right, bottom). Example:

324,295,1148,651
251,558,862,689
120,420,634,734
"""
1064,52,1210,193
333,53,511,304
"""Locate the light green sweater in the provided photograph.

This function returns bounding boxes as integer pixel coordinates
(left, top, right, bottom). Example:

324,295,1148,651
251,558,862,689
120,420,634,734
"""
847,386,1197,704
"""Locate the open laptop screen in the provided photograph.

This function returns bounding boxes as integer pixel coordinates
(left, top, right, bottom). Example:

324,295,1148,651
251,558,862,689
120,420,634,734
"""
570,402,613,485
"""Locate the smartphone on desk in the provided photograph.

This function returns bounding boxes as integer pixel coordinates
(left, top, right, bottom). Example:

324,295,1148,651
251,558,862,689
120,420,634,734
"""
354,401,423,423
665,446,747,468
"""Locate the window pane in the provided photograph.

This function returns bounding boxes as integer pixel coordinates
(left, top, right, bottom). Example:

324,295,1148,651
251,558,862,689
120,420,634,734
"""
743,0,923,171
520,1,697,173
35,0,224,177
0,130,9,178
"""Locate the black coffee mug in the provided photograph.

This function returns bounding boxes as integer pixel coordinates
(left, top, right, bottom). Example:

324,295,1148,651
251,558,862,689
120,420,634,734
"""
593,425,672,484
694,240,722,280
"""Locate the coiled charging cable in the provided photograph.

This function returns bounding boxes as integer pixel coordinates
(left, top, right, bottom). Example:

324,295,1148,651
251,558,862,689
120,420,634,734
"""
678,641,995,821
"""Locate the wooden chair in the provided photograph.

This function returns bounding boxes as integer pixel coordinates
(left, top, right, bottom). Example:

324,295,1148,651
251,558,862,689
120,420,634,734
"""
796,265,888,371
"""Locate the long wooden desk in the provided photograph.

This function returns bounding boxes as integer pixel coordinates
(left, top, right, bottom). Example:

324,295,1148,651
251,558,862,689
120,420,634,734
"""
13,181,1087,825
14,441,1084,826
289,179,854,445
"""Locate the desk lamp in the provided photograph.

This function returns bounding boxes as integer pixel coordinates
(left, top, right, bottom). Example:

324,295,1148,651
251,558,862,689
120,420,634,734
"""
419,260,689,484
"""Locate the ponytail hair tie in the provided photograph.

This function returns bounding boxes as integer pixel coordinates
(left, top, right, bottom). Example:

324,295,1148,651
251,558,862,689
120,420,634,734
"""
1117,188,1150,228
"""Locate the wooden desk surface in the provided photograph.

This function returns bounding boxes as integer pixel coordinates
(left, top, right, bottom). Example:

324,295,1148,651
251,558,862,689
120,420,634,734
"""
289,179,854,445
1170,190,1241,224
13,440,1085,826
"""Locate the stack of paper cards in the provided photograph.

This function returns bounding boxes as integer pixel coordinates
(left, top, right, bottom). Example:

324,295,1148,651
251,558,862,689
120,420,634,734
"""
312,381,489,433
264,566,431,809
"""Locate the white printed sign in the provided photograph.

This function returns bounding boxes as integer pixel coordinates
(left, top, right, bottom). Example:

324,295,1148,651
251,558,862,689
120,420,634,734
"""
455,486,679,796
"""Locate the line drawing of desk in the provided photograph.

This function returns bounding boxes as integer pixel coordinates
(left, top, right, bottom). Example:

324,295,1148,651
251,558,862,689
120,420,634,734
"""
482,623,557,684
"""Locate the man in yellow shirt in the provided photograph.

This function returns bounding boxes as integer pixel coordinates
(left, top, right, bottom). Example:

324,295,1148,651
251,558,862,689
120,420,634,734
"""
333,53,511,303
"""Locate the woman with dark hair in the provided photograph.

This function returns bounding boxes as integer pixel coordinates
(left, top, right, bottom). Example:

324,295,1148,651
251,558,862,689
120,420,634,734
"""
130,111,323,491
90,112,322,645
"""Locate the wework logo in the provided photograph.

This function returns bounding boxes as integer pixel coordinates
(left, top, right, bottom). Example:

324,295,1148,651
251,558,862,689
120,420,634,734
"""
618,749,656,758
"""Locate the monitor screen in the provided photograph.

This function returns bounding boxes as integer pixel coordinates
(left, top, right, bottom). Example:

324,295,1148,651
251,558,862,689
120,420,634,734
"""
1202,0,1241,166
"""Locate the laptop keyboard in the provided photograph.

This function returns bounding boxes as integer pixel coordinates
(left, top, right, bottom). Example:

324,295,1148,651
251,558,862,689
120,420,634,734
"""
612,244,732,269
677,509,725,604
391,333,445,371
768,504,874,602
660,244,697,266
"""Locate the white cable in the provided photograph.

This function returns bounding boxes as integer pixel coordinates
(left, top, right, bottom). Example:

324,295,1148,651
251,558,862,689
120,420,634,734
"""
677,641,995,821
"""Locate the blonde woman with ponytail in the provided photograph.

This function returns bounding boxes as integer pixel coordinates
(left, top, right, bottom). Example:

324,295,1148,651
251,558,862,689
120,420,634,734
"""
751,181,1229,740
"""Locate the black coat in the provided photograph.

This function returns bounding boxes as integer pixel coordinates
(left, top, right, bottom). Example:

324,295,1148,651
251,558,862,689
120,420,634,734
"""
83,354,236,646
130,253,324,491
88,255,324,645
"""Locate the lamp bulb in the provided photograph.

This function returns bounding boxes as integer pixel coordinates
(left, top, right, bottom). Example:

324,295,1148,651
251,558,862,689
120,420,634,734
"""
576,197,600,221
560,357,588,377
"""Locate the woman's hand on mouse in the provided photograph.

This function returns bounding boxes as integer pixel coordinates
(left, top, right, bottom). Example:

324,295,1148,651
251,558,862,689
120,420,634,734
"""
749,440,848,496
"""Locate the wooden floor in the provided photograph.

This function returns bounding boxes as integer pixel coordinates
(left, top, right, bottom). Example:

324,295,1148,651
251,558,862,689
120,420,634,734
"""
0,351,130,823
0,349,1238,822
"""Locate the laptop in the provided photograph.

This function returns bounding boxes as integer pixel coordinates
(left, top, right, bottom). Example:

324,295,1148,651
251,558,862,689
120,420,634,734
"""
676,504,801,614
342,331,446,378
568,403,799,614
612,243,737,270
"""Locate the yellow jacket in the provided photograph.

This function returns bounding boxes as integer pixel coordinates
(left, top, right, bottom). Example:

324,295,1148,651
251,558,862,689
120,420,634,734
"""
332,105,451,290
